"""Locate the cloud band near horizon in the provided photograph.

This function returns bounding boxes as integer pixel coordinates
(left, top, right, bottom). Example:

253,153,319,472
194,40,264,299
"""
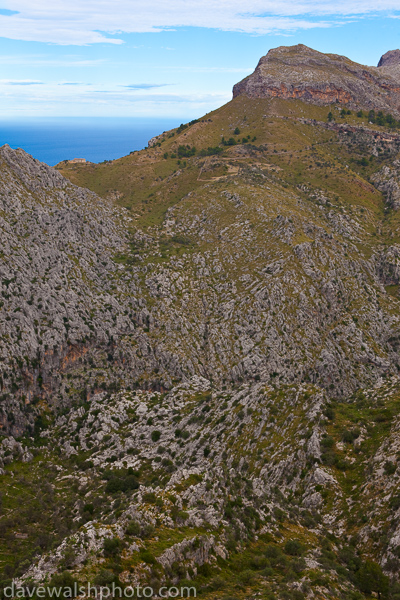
0,0,398,45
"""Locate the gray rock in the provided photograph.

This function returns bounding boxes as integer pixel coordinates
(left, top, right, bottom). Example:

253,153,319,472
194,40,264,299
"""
233,44,400,116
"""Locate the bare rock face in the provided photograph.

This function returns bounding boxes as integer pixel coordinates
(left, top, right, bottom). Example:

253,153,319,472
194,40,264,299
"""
0,145,185,435
378,49,400,68
371,160,400,210
233,44,400,115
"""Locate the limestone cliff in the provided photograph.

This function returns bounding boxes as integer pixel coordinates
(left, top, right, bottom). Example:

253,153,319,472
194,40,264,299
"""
233,44,400,115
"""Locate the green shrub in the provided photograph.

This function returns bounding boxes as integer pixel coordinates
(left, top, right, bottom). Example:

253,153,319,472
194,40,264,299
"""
103,537,120,557
171,235,192,246
176,510,189,521
284,539,304,556
321,450,336,466
384,461,397,475
199,146,223,156
197,563,212,577
208,576,226,590
324,407,335,421
321,435,335,448
47,572,78,600
274,507,286,522
291,558,306,573
125,520,141,536
177,145,196,158
103,469,139,493
237,569,255,585
141,524,155,539
93,569,115,586
83,503,94,515
249,555,268,570
139,550,157,564
342,428,360,443
356,560,389,596
265,544,283,560
151,430,161,442
390,494,400,510
143,492,157,503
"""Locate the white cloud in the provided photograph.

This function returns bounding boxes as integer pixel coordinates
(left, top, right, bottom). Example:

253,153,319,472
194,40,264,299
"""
161,66,254,73
0,78,230,106
122,83,171,89
0,0,398,44
0,78,43,84
0,55,107,66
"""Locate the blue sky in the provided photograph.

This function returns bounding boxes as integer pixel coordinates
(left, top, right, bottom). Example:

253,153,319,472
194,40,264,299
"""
0,1,399,118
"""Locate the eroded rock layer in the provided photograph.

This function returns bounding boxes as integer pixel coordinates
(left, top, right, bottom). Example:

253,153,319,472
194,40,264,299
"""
233,44,400,115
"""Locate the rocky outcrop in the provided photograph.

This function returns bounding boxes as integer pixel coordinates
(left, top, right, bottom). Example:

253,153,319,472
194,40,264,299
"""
0,145,187,435
233,44,400,115
376,245,400,286
371,161,400,209
378,49,400,68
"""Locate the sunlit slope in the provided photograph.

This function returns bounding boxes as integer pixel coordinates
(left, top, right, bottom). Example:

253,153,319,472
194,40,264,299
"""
57,97,390,230
55,96,400,400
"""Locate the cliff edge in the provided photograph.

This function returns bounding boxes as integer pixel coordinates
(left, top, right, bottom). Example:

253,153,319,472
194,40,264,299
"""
233,44,400,115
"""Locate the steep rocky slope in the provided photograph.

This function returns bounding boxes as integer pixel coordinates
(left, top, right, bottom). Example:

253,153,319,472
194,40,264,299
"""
233,45,400,116
0,145,196,436
4,45,400,600
379,50,400,68
5,131,400,437
4,376,400,600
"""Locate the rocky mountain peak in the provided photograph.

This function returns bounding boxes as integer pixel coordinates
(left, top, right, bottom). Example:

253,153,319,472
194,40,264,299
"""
378,49,400,67
233,44,400,116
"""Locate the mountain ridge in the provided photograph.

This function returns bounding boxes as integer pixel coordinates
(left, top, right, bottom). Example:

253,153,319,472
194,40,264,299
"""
233,45,400,116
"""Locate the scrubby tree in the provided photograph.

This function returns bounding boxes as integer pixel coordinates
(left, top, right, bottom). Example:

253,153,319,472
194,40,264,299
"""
357,560,389,599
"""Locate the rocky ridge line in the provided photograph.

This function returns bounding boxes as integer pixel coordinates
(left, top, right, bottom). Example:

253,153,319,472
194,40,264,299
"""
233,44,400,116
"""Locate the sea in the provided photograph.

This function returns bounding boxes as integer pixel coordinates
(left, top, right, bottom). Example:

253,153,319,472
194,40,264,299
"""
0,117,183,166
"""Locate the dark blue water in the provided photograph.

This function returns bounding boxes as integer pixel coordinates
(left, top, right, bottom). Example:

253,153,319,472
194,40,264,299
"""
0,118,183,166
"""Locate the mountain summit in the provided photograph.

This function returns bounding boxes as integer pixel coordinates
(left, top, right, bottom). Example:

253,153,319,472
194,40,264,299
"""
233,44,400,115
378,49,400,68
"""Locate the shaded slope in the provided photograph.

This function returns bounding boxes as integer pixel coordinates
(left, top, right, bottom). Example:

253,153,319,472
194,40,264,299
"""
0,145,188,435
